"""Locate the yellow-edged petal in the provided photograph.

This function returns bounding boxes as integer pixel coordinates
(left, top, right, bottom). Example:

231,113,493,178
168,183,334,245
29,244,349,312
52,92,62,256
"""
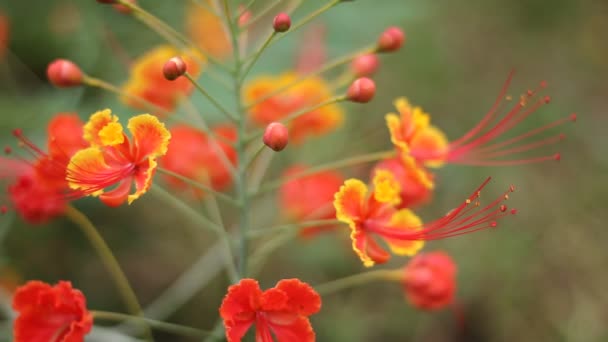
98,122,125,146
372,169,401,205
384,209,425,256
385,113,409,152
334,178,368,224
410,126,449,168
127,114,171,158
127,157,157,204
84,109,119,146
66,147,109,197
400,153,435,190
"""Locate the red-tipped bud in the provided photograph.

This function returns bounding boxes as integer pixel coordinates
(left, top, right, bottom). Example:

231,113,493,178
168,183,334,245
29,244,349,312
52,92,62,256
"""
347,77,376,103
263,122,289,151
113,0,136,14
273,13,291,33
163,57,187,81
351,54,379,77
377,27,405,52
47,59,83,87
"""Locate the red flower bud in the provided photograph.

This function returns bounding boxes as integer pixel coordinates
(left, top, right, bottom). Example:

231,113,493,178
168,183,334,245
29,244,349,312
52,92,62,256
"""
263,122,289,151
351,54,379,77
273,13,291,33
163,56,187,81
113,0,136,14
403,252,456,311
347,77,376,103
377,26,405,52
46,59,83,87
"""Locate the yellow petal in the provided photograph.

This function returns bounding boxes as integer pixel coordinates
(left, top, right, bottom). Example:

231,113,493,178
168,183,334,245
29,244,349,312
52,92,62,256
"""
84,109,119,146
98,122,125,146
372,169,401,205
384,209,425,256
127,114,171,158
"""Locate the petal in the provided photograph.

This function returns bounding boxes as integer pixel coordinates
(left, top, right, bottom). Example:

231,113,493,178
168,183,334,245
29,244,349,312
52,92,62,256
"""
127,114,171,160
274,279,321,316
372,169,401,205
385,113,410,153
267,315,316,342
399,153,434,190
333,179,368,225
351,227,380,267
260,288,289,312
127,157,157,205
98,122,125,146
384,209,425,256
220,279,262,342
83,109,119,146
410,126,449,168
47,113,87,161
66,147,131,196
100,178,132,207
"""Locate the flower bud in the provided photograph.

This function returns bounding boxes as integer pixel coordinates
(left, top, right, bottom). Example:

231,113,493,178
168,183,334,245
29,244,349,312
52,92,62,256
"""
351,54,379,77
113,0,136,14
263,122,289,151
163,56,187,81
273,13,291,33
403,252,456,311
377,26,405,52
46,59,83,87
347,77,376,103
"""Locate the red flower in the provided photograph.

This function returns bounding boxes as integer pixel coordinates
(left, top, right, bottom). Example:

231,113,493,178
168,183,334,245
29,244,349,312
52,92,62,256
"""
3,114,87,223
12,280,93,342
403,252,457,310
279,165,344,238
160,124,237,196
372,157,434,208
220,278,321,342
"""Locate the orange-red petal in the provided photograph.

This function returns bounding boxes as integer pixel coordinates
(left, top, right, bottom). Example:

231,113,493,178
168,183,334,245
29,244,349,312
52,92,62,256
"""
127,114,171,159
220,279,262,342
383,209,425,256
334,179,368,224
127,157,157,205
83,109,118,146
274,279,321,316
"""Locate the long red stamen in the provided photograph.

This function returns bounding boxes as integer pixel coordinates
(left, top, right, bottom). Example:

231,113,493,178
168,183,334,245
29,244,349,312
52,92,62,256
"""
12,129,47,158
447,73,575,166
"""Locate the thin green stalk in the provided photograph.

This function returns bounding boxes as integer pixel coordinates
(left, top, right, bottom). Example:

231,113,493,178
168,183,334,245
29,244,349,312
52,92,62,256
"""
184,72,238,121
223,0,250,279
252,150,396,196
64,205,153,341
315,269,403,296
241,0,282,29
241,31,277,80
247,219,341,238
82,75,169,116
246,95,347,142
156,168,237,205
245,45,376,108
238,0,258,17
245,143,266,170
249,230,295,277
92,310,211,338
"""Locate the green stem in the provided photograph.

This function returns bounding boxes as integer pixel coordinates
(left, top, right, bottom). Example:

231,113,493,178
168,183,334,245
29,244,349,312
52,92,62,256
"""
64,205,153,341
247,219,341,238
82,75,169,116
315,269,403,296
184,72,238,121
92,310,211,338
223,0,250,279
241,31,277,81
241,0,282,29
245,143,266,170
245,45,376,108
252,150,396,196
156,167,238,205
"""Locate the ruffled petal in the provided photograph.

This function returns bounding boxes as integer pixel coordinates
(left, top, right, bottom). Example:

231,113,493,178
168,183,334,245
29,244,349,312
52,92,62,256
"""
47,114,87,161
220,279,262,342
410,126,448,168
334,179,368,224
98,122,125,146
351,227,386,267
372,169,401,205
83,109,119,146
384,209,425,256
274,279,321,316
100,178,132,207
127,157,157,205
267,315,316,342
66,147,131,196
127,114,171,160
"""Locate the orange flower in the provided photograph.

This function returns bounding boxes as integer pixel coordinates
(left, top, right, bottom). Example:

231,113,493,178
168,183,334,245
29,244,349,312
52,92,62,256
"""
220,278,321,342
245,73,343,143
279,165,344,238
122,45,204,114
386,72,575,167
160,124,237,196
66,109,170,207
12,281,92,342
372,157,434,208
334,174,515,267
185,1,231,59
3,114,87,223
403,251,457,310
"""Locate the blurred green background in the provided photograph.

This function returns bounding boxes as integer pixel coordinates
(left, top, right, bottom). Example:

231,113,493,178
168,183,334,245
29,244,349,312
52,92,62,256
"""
0,0,606,341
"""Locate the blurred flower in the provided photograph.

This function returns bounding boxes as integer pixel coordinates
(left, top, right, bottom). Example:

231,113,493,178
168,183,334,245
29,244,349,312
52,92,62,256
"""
295,24,327,74
403,251,456,310
67,110,170,206
0,12,9,59
245,73,343,143
220,278,321,342
387,74,575,167
2,114,87,223
160,124,237,196
122,45,203,114
12,281,92,342
372,157,434,208
334,174,514,267
185,1,231,59
279,165,344,238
